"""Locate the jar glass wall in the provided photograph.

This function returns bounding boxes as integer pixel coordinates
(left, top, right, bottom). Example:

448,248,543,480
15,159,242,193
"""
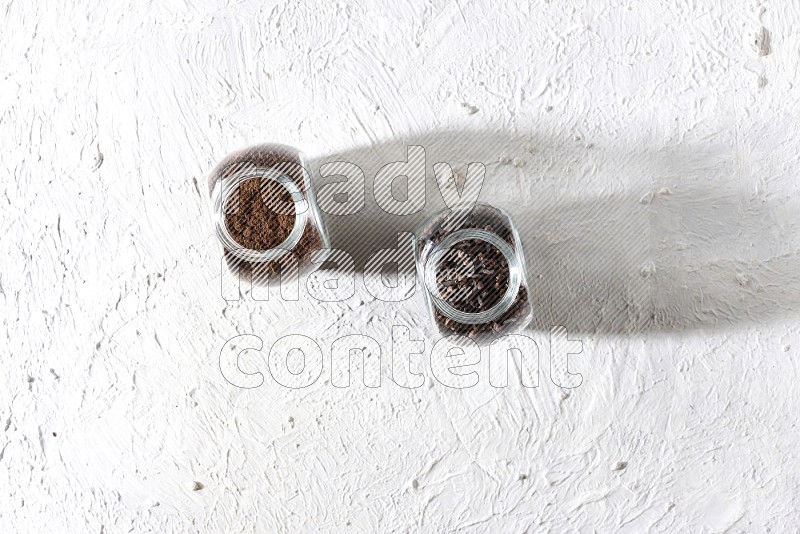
415,203,533,341
207,144,329,281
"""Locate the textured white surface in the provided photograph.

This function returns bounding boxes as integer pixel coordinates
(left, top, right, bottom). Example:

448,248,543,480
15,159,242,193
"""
3,0,800,532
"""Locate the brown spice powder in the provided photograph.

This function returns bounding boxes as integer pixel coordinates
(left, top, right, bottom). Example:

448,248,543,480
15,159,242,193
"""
224,178,295,250
210,145,324,280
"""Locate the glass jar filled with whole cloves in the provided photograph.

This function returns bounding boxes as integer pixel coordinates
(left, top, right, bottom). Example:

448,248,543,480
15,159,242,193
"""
207,144,329,280
415,203,533,341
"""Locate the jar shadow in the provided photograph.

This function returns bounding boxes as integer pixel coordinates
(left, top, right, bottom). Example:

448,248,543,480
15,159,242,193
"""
305,129,800,335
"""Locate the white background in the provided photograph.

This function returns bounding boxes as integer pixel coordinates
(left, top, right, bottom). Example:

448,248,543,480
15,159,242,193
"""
3,0,800,532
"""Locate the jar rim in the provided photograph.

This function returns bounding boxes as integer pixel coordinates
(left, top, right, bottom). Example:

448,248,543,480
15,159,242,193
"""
210,165,308,263
423,229,521,325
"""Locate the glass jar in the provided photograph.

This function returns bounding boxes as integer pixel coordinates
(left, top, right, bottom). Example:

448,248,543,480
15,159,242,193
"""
415,203,533,340
207,144,329,280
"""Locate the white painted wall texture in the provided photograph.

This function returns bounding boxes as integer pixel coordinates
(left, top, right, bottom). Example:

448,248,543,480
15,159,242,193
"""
3,0,800,532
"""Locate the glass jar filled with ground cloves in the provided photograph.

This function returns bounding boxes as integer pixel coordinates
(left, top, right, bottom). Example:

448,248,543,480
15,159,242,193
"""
415,203,533,341
207,144,329,280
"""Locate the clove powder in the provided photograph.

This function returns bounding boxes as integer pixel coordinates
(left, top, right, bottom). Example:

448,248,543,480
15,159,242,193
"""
224,178,295,251
208,144,326,280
